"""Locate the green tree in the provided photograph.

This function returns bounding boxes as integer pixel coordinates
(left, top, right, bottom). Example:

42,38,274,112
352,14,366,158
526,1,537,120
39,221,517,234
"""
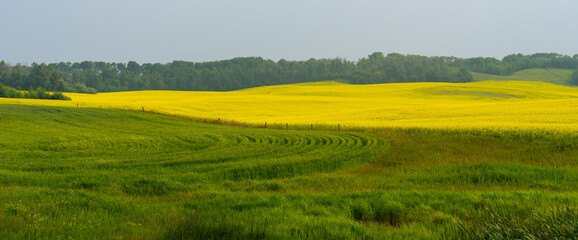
127,61,141,75
0,82,5,97
0,61,9,84
457,66,473,83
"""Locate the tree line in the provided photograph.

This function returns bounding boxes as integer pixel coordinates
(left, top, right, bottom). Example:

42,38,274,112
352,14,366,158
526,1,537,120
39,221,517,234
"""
464,53,578,76
1,52,577,93
0,83,70,100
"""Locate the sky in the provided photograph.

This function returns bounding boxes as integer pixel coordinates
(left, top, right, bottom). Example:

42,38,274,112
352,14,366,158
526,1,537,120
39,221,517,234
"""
1,0,578,64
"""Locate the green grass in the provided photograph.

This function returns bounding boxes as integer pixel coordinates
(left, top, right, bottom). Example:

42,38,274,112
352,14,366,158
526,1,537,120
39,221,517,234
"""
455,205,578,239
472,68,575,86
0,104,577,239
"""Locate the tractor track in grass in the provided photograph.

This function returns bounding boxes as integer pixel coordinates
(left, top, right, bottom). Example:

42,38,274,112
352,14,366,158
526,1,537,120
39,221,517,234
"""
0,104,381,185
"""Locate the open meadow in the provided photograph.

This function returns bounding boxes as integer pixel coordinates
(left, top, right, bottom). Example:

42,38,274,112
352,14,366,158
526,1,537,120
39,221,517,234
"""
471,68,576,86
0,76,577,239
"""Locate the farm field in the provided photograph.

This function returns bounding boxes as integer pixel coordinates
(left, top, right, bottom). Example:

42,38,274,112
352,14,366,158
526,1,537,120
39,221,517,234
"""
1,79,577,132
1,77,577,239
3,0,578,237
0,104,576,239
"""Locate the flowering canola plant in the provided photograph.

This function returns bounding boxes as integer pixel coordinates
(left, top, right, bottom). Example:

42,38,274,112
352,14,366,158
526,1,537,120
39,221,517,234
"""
2,81,577,132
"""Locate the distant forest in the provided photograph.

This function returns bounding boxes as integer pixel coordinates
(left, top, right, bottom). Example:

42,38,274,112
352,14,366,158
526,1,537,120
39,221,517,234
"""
1,52,577,93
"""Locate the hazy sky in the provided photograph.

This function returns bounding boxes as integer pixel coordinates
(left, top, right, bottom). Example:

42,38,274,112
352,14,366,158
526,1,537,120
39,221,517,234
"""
2,0,578,64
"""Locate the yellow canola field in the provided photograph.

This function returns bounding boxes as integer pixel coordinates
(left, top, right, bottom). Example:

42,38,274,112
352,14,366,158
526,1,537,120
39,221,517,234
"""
2,81,578,131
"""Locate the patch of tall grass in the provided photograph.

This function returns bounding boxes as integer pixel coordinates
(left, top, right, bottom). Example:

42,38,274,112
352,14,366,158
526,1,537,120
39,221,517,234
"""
455,206,578,239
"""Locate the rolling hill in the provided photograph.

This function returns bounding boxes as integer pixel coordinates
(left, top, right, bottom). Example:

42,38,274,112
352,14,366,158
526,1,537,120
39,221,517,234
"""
472,68,575,86
1,69,577,238
1,103,577,239
1,80,577,132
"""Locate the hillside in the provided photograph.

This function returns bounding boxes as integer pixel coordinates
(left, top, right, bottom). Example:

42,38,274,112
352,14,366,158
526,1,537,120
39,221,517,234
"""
472,68,575,86
2,80,577,132
1,104,577,239
0,104,381,238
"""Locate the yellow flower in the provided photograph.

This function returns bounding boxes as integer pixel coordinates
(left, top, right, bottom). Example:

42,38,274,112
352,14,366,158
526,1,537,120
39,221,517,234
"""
3,81,576,132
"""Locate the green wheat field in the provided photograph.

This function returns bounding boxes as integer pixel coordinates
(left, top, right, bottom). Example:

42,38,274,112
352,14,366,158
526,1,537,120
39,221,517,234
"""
1,101,577,239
